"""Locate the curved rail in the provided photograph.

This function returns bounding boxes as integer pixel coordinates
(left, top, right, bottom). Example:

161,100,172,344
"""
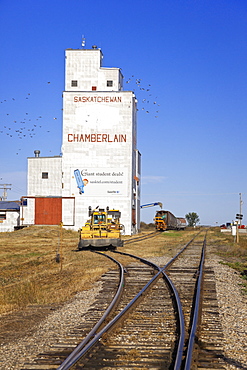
123,230,158,244
161,271,185,369
58,232,203,370
112,248,162,270
114,232,201,369
112,249,186,368
60,264,166,369
57,250,163,369
57,252,125,370
184,234,206,369
58,250,164,370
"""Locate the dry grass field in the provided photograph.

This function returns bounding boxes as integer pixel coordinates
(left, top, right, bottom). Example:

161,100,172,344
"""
0,225,246,316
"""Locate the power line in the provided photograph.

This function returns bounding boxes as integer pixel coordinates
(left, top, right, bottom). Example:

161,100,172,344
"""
11,184,26,193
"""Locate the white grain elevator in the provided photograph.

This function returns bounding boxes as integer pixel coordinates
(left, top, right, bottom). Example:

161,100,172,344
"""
61,46,141,235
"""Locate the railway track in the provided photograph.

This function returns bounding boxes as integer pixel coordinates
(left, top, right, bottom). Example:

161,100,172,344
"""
21,232,226,369
123,230,158,244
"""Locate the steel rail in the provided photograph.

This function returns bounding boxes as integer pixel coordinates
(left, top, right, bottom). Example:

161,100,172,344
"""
123,230,158,244
184,234,206,369
112,244,199,369
57,252,125,370
159,231,204,368
58,264,166,369
58,232,201,370
120,233,200,369
158,236,197,369
162,231,200,270
112,249,162,271
115,231,199,270
160,270,185,369
57,251,162,369
112,247,192,369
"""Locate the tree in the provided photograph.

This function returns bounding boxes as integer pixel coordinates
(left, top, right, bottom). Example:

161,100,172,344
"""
185,212,200,227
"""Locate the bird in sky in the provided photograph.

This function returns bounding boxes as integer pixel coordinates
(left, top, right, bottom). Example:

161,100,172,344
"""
125,76,161,120
0,96,57,145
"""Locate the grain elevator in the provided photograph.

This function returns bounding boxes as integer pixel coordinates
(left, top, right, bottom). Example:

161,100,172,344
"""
24,45,141,235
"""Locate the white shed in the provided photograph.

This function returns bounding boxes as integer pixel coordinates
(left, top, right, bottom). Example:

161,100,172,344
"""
0,201,20,232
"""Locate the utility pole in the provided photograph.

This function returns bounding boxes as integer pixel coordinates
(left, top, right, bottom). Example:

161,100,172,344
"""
235,193,244,243
0,184,12,201
239,192,243,226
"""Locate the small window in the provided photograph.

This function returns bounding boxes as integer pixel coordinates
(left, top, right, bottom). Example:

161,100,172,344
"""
0,212,6,220
92,86,97,91
22,199,27,206
107,80,113,87
42,172,48,179
71,80,78,87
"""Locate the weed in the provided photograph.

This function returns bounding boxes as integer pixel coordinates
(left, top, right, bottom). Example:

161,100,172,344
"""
162,231,182,238
1,226,246,315
2,279,41,311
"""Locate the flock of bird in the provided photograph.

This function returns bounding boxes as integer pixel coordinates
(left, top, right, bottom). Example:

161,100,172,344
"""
0,83,59,155
125,76,160,118
1,77,160,156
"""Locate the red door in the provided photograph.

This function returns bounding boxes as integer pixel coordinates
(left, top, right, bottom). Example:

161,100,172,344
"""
35,198,62,225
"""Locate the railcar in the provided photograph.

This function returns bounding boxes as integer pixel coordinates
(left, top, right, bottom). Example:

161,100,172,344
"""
154,210,178,231
176,217,187,230
154,211,187,231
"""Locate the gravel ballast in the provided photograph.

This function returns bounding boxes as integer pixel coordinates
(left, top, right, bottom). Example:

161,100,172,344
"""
0,253,246,370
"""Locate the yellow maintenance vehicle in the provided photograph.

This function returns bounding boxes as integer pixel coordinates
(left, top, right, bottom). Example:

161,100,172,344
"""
78,206,124,249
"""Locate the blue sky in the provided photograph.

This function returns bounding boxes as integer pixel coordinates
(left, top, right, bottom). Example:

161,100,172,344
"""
1,0,247,225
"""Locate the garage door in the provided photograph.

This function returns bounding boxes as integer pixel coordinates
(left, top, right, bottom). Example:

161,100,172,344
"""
35,197,62,225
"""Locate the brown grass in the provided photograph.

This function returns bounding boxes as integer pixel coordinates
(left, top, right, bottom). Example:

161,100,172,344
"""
0,226,116,315
0,226,246,316
208,228,247,265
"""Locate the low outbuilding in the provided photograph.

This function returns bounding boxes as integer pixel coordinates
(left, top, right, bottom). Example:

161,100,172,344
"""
0,201,20,232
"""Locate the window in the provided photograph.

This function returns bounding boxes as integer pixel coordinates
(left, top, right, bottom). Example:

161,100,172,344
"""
92,86,97,91
107,80,113,87
71,80,78,87
93,214,106,224
0,212,6,221
22,199,27,206
42,172,48,179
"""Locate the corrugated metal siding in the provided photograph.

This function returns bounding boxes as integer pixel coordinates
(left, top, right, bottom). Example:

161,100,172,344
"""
35,198,62,225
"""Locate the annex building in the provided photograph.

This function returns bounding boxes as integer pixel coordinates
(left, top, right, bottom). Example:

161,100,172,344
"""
22,46,141,235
